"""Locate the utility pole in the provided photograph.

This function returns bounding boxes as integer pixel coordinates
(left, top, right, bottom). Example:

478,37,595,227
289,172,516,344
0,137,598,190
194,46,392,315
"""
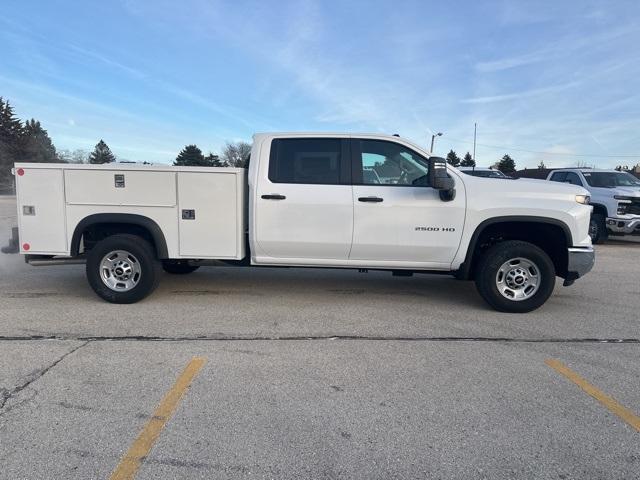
472,123,477,171
473,123,477,161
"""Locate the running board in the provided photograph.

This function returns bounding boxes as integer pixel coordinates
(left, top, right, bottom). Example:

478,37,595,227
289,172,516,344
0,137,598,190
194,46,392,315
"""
26,256,86,266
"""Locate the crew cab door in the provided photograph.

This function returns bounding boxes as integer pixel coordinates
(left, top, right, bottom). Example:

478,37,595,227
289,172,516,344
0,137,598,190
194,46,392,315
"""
253,137,353,260
349,138,465,266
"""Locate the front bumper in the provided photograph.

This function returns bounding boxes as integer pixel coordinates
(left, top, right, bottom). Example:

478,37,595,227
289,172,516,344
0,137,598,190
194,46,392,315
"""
564,246,595,285
606,217,640,234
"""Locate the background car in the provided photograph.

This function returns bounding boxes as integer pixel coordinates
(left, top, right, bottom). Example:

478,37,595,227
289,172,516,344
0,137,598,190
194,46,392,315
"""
459,167,509,178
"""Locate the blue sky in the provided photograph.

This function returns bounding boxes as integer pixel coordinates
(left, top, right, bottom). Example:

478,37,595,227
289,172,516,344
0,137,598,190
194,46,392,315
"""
1,0,639,168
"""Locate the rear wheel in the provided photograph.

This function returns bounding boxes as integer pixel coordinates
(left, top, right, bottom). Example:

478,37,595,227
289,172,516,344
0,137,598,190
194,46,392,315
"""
162,260,199,275
86,234,160,303
589,213,608,244
475,240,555,313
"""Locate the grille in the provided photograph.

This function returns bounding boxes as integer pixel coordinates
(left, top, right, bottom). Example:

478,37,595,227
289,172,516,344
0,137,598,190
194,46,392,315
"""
626,199,640,216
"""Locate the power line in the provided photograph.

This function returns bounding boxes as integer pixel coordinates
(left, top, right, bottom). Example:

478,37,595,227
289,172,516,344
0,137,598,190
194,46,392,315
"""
444,137,639,158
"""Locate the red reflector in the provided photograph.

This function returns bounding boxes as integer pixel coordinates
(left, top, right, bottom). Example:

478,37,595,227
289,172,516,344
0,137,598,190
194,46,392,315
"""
17,168,25,176
22,243,30,251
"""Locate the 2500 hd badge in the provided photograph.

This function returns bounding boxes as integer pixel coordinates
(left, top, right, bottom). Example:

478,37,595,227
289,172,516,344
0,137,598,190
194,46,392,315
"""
415,226,456,232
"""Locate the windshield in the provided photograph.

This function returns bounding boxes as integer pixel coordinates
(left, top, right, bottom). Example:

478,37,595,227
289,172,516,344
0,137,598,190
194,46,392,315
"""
582,171,640,188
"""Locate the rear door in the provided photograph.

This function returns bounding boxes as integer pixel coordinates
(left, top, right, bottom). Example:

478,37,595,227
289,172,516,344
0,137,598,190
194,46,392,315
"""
350,138,465,265
254,137,353,260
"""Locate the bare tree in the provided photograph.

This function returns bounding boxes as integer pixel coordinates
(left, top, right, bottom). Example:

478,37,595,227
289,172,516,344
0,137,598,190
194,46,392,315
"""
575,160,594,168
221,141,252,168
57,149,89,164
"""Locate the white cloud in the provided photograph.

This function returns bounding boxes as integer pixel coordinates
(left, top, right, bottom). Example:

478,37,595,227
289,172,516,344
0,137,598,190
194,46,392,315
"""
460,81,579,104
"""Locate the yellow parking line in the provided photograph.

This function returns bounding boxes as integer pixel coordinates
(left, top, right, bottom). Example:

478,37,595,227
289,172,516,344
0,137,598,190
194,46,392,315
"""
545,359,640,432
110,357,207,480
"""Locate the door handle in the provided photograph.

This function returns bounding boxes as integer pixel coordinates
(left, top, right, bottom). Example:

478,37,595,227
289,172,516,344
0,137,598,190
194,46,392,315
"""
358,196,383,203
261,194,286,200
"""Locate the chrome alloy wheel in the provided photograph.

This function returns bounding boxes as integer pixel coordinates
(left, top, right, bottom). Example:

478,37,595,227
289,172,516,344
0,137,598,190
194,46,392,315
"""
99,250,142,292
495,257,540,301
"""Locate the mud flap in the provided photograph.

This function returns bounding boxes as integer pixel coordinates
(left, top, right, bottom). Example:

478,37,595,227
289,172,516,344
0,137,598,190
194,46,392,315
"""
1,227,19,254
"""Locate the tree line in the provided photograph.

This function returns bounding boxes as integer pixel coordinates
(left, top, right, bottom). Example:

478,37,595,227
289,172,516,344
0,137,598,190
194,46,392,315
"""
173,142,251,168
0,97,251,193
445,149,517,175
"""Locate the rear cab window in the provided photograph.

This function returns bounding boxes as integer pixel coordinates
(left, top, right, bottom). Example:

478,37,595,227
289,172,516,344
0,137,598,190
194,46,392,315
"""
268,138,350,185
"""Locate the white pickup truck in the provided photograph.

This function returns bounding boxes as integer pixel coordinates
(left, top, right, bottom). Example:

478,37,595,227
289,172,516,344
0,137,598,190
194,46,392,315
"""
4,133,595,312
546,168,640,243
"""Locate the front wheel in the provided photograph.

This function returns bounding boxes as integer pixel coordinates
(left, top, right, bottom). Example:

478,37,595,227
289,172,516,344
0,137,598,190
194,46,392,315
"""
86,234,160,303
589,213,608,244
475,240,555,313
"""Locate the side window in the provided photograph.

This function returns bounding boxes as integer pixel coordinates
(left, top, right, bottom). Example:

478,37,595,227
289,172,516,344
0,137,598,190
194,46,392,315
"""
564,172,582,186
550,172,567,183
357,140,429,186
269,138,345,185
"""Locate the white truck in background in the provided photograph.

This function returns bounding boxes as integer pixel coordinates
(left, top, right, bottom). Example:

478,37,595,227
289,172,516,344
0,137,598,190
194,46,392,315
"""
3,133,595,312
546,168,640,243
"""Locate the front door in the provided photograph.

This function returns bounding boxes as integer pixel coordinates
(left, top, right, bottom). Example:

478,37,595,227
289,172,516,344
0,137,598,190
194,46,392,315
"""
254,137,353,260
350,138,465,266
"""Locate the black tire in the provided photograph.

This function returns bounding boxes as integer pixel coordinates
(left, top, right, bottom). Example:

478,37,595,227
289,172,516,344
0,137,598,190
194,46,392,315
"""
475,240,556,313
162,260,199,275
86,234,160,304
589,213,608,244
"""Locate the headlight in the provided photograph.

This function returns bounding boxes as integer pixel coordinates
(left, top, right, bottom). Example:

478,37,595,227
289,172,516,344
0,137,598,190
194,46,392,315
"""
575,194,590,204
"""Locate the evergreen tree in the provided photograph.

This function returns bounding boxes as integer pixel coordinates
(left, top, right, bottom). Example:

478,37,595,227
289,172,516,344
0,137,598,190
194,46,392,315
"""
445,150,460,167
21,119,57,163
174,145,206,166
460,152,476,167
538,160,546,169
88,140,116,164
204,152,225,167
496,154,516,175
0,97,24,192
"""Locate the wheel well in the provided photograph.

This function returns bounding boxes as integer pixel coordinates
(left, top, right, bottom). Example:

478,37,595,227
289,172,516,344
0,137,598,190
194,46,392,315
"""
591,203,608,217
70,214,168,258
463,220,570,279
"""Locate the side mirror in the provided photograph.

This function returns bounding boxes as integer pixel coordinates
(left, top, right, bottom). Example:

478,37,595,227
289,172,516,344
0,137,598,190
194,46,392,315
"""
428,157,456,201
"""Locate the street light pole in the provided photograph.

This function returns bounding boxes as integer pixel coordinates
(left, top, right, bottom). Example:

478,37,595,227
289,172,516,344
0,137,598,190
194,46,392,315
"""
430,132,443,152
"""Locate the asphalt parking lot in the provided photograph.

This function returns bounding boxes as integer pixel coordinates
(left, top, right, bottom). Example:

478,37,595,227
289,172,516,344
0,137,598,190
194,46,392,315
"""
1,195,639,479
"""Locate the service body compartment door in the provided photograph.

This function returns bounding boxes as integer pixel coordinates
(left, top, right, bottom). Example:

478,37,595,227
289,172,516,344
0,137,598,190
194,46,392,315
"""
65,170,176,206
177,172,244,259
16,168,67,254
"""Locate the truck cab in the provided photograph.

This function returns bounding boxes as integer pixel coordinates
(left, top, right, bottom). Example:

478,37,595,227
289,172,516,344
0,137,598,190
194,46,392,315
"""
547,168,640,243
5,133,595,313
